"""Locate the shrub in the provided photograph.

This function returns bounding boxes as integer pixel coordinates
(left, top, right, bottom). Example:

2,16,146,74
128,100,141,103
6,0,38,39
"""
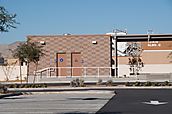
31,84,35,88
25,85,29,88
139,84,143,86
135,81,140,86
28,84,32,88
79,79,85,87
14,83,19,88
75,78,80,86
43,83,46,86
98,79,102,83
35,85,39,88
168,83,171,86
8,85,13,88
147,81,151,86
42,83,47,87
164,81,169,85
144,82,148,86
153,82,159,86
130,84,133,86
21,84,24,88
38,84,42,87
125,82,130,86
0,84,7,93
162,83,165,86
106,80,113,86
145,81,151,86
70,80,76,87
70,79,85,87
20,84,24,88
96,79,102,86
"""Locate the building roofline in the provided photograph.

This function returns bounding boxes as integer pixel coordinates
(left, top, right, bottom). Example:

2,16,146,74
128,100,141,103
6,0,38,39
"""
113,33,172,37
26,33,172,38
26,34,110,38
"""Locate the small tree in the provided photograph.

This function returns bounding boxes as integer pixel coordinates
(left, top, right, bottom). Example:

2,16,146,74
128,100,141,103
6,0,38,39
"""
128,57,144,75
126,42,144,75
10,43,26,86
23,38,46,85
0,6,20,32
10,39,46,85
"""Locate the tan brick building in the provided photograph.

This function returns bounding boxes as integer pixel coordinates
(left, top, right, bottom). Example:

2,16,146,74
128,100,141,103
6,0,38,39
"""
27,35,112,77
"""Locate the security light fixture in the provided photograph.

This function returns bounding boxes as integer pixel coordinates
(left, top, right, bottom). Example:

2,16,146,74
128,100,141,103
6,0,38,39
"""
92,41,97,44
40,41,45,45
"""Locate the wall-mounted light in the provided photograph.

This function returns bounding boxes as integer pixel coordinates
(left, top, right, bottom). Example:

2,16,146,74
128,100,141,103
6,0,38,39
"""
92,41,97,44
40,41,45,45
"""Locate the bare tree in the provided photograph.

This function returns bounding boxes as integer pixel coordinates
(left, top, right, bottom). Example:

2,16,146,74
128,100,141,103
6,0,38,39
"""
125,42,141,56
128,57,144,75
126,42,144,75
1,62,16,81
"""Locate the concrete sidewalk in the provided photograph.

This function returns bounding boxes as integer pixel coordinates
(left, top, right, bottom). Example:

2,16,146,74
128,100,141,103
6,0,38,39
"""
1,76,172,85
8,86,172,91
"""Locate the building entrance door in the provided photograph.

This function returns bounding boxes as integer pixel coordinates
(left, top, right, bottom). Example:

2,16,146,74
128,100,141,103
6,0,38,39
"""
57,53,67,76
71,53,81,76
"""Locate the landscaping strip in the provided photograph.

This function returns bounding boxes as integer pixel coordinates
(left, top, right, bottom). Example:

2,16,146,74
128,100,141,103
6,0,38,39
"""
0,92,23,99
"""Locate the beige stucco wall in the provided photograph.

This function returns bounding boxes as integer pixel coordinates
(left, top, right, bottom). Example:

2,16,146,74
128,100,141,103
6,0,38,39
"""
141,41,172,50
117,51,172,65
118,64,172,76
0,66,27,81
117,56,143,65
142,51,172,64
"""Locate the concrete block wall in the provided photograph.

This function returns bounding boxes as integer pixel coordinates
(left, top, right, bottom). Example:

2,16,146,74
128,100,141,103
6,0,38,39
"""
27,35,112,77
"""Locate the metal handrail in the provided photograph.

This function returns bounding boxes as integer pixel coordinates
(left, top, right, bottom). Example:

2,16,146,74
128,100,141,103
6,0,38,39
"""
35,67,113,78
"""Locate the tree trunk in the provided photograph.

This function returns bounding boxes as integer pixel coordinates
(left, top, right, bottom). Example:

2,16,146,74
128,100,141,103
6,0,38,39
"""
19,60,22,87
26,60,29,85
33,61,38,85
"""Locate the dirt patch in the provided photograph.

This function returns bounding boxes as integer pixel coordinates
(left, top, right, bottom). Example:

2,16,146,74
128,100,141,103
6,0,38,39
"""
46,85,125,88
0,93,13,95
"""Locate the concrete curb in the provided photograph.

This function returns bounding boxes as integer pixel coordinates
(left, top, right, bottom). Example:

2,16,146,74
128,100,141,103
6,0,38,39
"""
22,90,115,95
2,79,172,84
0,90,115,98
0,92,23,99
8,86,172,91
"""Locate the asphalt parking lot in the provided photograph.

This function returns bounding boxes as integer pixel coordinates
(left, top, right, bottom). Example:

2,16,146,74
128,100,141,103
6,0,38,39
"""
0,93,114,114
97,89,172,114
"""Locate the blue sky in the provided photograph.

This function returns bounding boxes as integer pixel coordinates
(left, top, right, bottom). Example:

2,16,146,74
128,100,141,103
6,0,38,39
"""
0,0,172,44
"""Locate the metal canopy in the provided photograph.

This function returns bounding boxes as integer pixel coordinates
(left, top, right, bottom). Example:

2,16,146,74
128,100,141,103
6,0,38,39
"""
114,34,172,42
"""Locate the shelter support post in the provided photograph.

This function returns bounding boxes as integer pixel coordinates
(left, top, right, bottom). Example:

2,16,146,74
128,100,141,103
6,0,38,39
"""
114,36,118,77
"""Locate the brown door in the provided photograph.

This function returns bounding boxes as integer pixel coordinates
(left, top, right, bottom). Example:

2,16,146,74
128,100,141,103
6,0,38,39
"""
72,53,81,76
57,53,67,76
